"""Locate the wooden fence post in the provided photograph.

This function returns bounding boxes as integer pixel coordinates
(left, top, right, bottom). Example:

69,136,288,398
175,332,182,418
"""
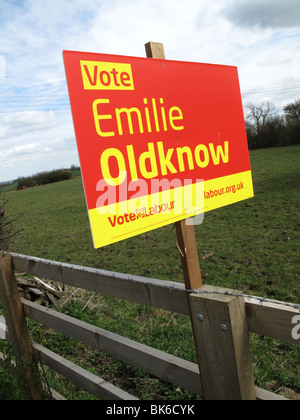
144,42,203,293
145,42,257,400
0,254,43,400
145,40,206,394
189,285,256,400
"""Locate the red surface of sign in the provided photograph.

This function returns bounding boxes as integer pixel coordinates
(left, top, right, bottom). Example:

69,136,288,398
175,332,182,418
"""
63,51,253,248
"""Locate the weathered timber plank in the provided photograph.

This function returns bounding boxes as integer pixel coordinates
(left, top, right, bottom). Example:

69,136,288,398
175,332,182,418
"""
189,287,256,400
255,387,288,401
33,343,138,400
145,42,166,59
6,253,300,345
23,300,289,401
22,298,203,397
10,253,189,315
245,297,300,345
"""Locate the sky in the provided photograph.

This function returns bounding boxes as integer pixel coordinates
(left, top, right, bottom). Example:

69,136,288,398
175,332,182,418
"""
0,0,300,182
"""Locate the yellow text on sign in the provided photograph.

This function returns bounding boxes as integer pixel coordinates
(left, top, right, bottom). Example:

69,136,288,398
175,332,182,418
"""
80,61,134,90
88,182,203,249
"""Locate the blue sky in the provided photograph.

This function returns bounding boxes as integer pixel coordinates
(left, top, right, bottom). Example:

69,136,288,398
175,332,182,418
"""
0,0,300,182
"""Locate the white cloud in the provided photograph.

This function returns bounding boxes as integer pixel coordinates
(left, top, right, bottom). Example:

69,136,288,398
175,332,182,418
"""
2,143,46,159
0,110,78,180
0,0,299,181
223,0,300,29
4,110,56,132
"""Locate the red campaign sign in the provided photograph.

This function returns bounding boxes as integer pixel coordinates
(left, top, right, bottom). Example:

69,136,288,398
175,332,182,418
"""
63,51,253,248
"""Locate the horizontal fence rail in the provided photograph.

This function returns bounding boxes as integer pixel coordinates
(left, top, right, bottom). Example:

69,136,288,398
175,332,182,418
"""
33,343,138,401
8,252,300,345
1,252,298,400
22,298,203,397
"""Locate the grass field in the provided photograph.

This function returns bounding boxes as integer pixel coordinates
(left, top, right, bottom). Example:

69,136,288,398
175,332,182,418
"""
1,145,299,399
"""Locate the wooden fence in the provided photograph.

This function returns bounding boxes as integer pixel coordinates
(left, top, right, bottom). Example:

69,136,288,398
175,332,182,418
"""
0,252,299,400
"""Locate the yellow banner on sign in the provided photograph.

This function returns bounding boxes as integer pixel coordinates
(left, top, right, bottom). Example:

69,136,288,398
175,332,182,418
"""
203,170,253,212
89,182,203,248
80,60,134,90
88,170,253,248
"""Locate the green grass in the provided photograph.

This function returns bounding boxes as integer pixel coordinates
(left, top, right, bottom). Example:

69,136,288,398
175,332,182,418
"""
0,182,18,193
1,145,300,400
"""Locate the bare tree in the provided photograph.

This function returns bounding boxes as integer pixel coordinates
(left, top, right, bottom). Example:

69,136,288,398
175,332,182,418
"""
247,102,276,133
284,99,300,124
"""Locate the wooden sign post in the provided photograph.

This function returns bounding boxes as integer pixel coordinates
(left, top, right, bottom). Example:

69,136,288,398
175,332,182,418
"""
145,42,203,293
63,43,253,250
145,40,206,394
145,43,256,400
63,42,256,399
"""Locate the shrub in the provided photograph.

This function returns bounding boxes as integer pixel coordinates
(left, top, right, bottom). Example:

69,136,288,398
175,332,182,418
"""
246,100,300,150
17,169,73,189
